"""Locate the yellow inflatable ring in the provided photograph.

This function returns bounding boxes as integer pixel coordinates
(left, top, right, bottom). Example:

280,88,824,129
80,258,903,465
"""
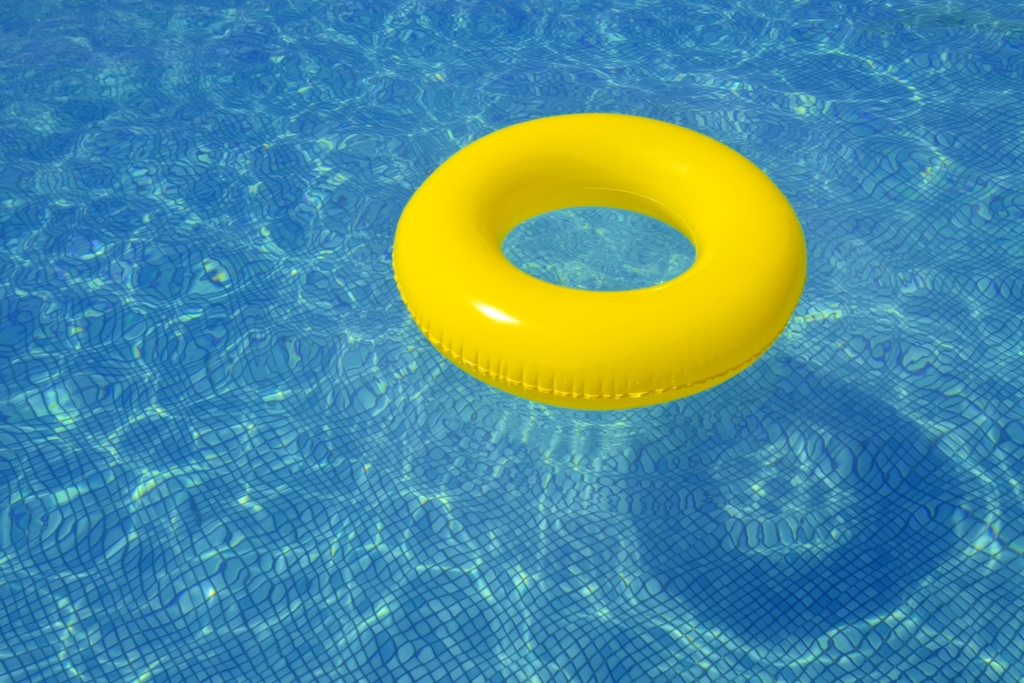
393,113,806,410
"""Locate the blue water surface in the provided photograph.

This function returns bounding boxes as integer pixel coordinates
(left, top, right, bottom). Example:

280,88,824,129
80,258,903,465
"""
2,1,1024,681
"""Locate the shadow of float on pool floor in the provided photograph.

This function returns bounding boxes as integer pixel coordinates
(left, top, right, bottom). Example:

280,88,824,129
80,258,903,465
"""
631,363,969,642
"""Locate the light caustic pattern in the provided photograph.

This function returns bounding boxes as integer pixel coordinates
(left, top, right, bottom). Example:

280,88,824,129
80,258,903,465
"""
1,1,1024,681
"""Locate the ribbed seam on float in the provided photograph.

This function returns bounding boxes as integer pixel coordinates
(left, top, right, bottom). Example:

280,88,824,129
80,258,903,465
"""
396,276,780,401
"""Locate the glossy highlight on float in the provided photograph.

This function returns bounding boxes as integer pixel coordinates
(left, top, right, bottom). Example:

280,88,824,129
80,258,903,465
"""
393,113,807,410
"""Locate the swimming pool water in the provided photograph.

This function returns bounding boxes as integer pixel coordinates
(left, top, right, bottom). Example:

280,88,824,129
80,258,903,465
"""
2,1,1023,681
504,208,696,292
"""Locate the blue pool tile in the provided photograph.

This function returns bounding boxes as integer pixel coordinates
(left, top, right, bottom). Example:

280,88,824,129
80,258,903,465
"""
2,0,1024,681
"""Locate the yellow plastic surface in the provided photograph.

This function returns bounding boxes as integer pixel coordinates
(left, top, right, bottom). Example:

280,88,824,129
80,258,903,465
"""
393,113,806,410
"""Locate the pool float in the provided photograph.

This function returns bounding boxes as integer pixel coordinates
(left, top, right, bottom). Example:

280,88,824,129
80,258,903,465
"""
393,113,806,410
